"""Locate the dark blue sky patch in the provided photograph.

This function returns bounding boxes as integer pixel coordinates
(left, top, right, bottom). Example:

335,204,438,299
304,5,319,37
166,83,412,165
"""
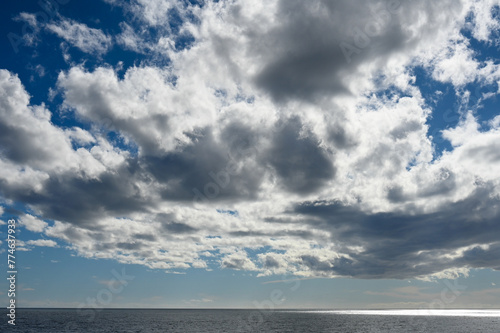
463,81,500,130
461,28,500,64
412,66,459,155
174,33,195,51
167,7,184,35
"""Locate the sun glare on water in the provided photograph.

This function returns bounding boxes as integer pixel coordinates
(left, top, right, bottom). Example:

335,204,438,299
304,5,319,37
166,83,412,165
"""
311,310,500,317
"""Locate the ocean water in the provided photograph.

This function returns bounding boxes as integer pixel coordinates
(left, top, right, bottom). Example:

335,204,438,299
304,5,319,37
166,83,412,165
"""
2,309,500,332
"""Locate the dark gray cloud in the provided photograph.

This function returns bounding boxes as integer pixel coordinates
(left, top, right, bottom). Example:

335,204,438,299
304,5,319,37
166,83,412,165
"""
115,241,146,251
134,233,158,241
250,0,410,102
464,143,500,163
0,163,151,227
147,126,265,202
230,229,314,239
418,169,456,198
220,256,254,270
220,121,260,158
291,184,500,279
0,121,52,164
328,122,357,150
387,169,458,203
386,185,409,203
155,213,199,234
390,120,423,140
221,259,243,270
0,124,266,227
264,117,336,194
263,255,281,269
163,222,197,234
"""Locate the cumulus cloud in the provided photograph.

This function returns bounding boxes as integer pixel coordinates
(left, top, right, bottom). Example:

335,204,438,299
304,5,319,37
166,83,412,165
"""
1,0,500,281
291,185,500,279
20,214,48,233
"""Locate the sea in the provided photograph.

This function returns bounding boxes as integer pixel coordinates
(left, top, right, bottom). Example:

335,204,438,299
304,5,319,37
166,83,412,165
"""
2,309,500,332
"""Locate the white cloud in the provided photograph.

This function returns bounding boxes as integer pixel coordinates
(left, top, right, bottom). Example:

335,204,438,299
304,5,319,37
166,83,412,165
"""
0,70,106,176
432,41,480,86
57,65,218,155
116,22,147,53
20,214,48,233
0,69,132,183
65,127,96,146
26,239,58,248
220,251,259,271
184,297,214,305
468,0,500,42
13,240,31,252
45,18,112,55
125,0,179,27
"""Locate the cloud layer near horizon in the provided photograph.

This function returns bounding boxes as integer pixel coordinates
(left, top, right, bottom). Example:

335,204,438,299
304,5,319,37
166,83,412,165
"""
1,0,500,280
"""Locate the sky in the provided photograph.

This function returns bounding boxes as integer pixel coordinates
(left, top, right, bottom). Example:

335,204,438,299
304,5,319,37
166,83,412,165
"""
0,0,500,310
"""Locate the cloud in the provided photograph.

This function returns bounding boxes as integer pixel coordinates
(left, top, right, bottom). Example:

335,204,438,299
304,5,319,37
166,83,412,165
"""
12,240,30,252
45,18,112,55
12,12,42,47
264,117,336,194
0,70,154,229
1,0,500,281
221,252,259,271
184,297,214,304
0,70,115,179
122,0,180,27
291,185,500,279
431,41,480,87
0,70,75,170
189,0,472,103
20,214,48,233
110,0,199,55
468,0,500,42
26,239,59,248
57,66,212,155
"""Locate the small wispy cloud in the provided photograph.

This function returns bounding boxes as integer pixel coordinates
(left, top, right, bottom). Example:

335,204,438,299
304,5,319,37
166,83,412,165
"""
26,239,58,248
183,298,214,305
45,17,112,55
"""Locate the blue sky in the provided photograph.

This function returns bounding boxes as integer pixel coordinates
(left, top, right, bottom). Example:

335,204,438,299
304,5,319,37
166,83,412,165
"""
1,0,500,310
